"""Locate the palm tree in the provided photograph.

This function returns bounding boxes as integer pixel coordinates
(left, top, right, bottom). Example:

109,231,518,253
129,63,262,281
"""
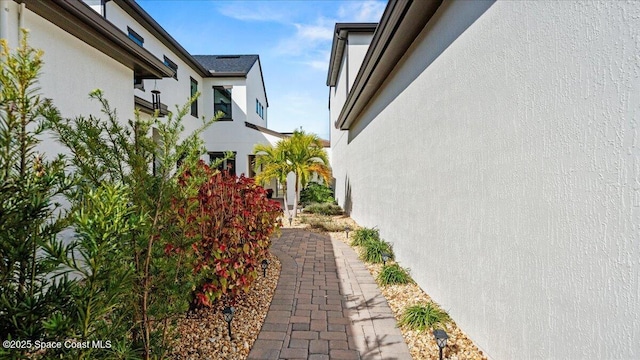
253,130,331,219
286,130,331,217
253,139,294,219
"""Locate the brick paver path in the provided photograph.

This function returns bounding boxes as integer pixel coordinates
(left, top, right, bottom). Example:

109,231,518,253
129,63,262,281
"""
248,229,411,360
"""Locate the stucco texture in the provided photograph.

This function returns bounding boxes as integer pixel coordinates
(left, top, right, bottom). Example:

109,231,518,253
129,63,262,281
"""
331,1,640,359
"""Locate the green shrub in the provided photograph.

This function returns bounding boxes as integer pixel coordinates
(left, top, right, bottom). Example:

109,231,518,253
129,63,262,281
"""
350,227,379,247
360,238,394,264
304,202,343,215
377,264,413,286
399,303,450,331
300,182,335,206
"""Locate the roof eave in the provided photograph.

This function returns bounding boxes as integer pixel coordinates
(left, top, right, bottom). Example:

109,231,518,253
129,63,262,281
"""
19,0,172,79
336,0,442,130
113,0,211,77
326,23,378,87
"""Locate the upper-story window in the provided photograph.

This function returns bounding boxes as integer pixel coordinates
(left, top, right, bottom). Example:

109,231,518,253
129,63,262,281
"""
190,77,198,117
83,0,105,16
256,99,265,119
214,86,232,120
127,27,144,47
164,56,178,80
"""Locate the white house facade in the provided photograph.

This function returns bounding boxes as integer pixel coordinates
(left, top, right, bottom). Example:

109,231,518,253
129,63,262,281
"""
1,0,290,199
328,1,640,359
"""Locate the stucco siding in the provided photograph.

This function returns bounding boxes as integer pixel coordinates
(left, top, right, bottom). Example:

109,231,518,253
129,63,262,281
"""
104,2,206,136
245,63,268,127
331,1,640,359
21,8,133,156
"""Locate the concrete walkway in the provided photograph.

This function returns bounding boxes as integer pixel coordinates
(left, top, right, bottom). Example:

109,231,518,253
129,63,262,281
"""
247,229,412,360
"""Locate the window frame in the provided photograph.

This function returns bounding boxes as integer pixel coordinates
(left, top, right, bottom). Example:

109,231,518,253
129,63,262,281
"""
127,27,144,46
190,77,198,117
164,56,178,80
213,86,232,121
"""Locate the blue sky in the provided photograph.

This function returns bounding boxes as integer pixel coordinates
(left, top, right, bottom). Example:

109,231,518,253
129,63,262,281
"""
137,0,386,140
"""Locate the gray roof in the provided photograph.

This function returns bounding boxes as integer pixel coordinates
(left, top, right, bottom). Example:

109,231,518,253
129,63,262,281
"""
193,55,259,76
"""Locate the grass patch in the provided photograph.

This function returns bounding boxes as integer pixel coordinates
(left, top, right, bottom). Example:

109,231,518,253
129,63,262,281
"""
299,214,346,232
350,227,379,247
399,303,450,331
377,263,413,286
360,238,394,264
303,202,343,216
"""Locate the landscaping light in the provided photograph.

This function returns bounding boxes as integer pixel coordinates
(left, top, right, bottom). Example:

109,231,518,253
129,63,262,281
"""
261,259,269,277
345,226,351,238
222,306,235,339
288,216,292,226
433,329,448,360
382,253,390,266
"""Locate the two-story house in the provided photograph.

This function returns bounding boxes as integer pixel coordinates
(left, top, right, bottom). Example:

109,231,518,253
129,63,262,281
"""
1,0,288,198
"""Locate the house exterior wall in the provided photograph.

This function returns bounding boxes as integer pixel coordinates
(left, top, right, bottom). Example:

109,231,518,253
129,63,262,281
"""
346,33,373,92
104,2,206,135
15,6,133,156
330,1,640,359
245,62,268,127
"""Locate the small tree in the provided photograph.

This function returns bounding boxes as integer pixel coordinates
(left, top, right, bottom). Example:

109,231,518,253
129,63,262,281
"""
0,32,75,357
48,89,215,359
254,139,294,219
285,130,331,217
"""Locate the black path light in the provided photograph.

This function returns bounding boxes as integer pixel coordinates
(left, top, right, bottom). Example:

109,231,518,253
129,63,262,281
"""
433,329,448,360
288,216,292,226
382,253,390,266
345,226,351,239
261,259,269,277
222,306,235,339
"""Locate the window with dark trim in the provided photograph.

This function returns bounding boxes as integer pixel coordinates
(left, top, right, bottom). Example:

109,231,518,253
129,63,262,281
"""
190,77,198,117
209,151,236,176
248,154,258,178
214,86,232,120
127,27,144,46
164,56,178,80
134,76,144,90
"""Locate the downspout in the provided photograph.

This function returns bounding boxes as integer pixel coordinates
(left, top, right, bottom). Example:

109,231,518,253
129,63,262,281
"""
18,2,24,39
0,0,9,41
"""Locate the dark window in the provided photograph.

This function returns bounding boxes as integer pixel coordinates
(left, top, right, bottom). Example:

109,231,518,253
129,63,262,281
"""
209,151,236,176
214,86,232,120
127,27,144,46
248,154,258,178
134,76,144,90
190,77,198,117
164,56,178,80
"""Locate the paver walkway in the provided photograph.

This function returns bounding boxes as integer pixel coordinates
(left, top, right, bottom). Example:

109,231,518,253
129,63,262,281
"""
248,229,411,360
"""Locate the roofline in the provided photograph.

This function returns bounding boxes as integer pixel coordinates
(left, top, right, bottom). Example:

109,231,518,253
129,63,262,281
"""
326,23,378,87
245,122,287,139
254,58,269,107
335,0,442,130
18,0,173,79
113,0,211,77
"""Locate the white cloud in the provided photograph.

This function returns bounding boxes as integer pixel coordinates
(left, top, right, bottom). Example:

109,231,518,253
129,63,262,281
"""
217,2,293,23
338,0,386,22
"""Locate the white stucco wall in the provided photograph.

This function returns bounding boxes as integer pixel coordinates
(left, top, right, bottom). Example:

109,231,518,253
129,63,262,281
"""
346,33,373,92
16,7,133,157
330,1,640,359
245,62,268,127
104,2,206,136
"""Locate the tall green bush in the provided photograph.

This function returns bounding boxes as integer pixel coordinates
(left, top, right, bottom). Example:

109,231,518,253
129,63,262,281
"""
0,33,75,358
48,89,214,359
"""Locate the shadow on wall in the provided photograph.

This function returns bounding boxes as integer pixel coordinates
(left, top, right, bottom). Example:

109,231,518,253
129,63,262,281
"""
343,175,353,216
348,0,496,143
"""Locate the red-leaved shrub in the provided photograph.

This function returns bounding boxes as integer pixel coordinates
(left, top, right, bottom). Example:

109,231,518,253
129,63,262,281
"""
174,162,282,307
